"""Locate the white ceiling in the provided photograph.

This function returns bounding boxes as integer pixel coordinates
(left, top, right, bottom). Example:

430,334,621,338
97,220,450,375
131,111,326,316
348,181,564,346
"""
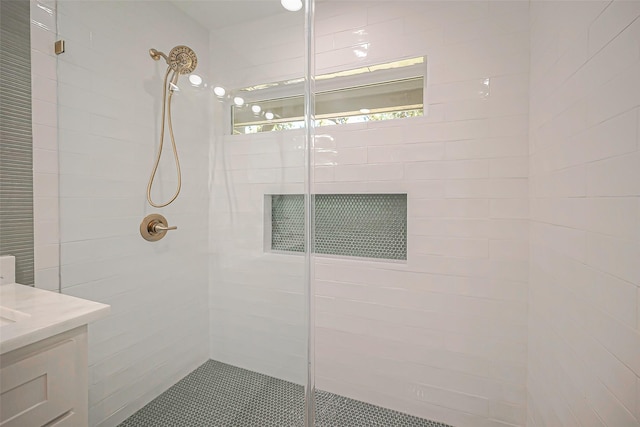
171,1,288,31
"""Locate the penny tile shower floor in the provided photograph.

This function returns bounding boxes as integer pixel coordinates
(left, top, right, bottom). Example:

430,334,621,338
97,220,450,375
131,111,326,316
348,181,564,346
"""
118,360,452,427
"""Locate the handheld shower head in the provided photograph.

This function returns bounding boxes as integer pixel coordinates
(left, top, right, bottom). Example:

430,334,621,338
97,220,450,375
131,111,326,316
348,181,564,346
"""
149,46,197,75
168,45,197,74
145,45,198,209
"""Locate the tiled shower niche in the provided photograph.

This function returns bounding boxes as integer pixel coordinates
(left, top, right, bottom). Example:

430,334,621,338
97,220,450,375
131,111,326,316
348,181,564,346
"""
269,194,407,261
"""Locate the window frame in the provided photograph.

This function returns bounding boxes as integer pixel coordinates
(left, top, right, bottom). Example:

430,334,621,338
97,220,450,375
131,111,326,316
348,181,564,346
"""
229,56,427,135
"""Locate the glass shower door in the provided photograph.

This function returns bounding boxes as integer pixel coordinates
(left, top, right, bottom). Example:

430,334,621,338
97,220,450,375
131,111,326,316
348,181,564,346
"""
55,1,312,425
206,1,312,425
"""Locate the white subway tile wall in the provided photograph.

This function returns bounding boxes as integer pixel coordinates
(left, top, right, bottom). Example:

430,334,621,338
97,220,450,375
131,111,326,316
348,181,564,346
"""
528,1,640,426
209,1,529,426
52,2,211,426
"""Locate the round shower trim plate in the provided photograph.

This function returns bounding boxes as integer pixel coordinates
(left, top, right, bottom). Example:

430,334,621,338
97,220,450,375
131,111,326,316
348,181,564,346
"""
140,213,176,242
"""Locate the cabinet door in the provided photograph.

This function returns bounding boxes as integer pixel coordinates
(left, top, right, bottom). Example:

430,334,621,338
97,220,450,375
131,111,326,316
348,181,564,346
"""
1,339,76,427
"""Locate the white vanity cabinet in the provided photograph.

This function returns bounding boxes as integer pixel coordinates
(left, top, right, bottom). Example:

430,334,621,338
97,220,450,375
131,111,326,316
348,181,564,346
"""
1,327,89,427
0,268,109,427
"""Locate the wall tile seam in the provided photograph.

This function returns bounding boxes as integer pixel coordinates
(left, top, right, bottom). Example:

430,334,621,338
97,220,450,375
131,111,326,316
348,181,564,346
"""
87,342,208,392
292,156,525,166
530,258,640,369
526,48,563,87
84,294,209,322
315,382,523,422
317,344,530,365
529,277,638,319
86,306,208,362
56,19,208,47
87,357,208,413
530,212,640,234
86,359,210,402
542,42,590,95
439,22,530,42
559,329,640,424
311,291,530,306
538,69,638,136
316,300,529,320
587,229,640,254
31,23,55,36
587,9,640,60
315,309,528,331
580,105,640,140
531,256,638,296
319,380,525,410
318,369,496,403
54,122,156,139
87,344,209,396
526,98,605,137
530,196,639,205
56,94,158,116
354,374,527,411
87,321,210,355
429,71,530,88
528,371,586,427
526,310,611,425
586,0,616,28
540,289,640,376
319,330,526,346
31,99,56,118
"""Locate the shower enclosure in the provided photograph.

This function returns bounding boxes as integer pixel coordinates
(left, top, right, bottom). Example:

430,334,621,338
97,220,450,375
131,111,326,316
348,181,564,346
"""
23,0,640,426
41,0,532,426
50,2,530,425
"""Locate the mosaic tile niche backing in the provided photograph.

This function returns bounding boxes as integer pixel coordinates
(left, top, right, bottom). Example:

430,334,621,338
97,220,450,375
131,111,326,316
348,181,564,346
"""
271,194,407,260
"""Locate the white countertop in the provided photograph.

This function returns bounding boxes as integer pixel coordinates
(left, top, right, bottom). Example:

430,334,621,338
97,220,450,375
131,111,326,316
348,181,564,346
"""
0,283,110,355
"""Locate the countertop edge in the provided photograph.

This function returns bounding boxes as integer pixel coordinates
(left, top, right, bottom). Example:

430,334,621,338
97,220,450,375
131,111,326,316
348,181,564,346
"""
0,304,110,356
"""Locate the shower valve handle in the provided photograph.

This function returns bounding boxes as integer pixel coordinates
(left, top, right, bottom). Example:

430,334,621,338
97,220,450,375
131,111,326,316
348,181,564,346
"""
140,214,177,242
152,223,177,232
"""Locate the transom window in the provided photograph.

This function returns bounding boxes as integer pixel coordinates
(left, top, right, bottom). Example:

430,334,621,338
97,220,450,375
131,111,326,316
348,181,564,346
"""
230,57,426,134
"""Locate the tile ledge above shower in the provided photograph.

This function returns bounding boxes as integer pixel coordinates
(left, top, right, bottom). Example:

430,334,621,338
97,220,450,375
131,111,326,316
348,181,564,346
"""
0,282,110,355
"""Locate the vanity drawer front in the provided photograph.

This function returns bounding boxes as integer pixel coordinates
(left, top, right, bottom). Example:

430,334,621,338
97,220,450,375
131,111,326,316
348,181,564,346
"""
0,339,76,427
44,411,75,427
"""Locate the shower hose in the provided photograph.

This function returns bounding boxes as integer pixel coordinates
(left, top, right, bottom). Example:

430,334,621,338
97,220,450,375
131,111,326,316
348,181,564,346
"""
146,66,182,208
